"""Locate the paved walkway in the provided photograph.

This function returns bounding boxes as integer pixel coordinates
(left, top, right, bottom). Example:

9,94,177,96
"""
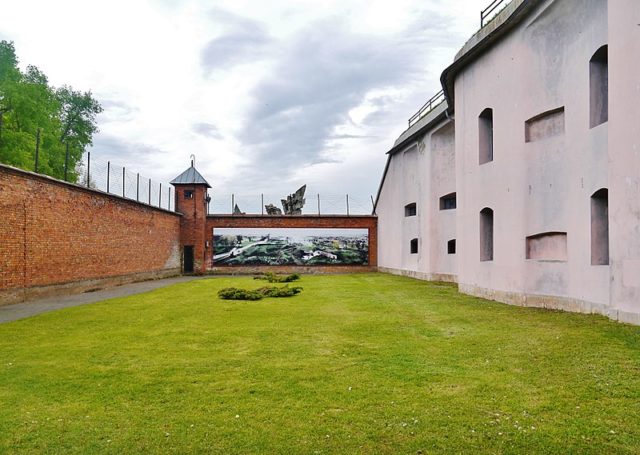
0,276,205,324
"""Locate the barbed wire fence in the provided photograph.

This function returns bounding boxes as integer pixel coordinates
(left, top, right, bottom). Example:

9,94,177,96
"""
76,152,173,211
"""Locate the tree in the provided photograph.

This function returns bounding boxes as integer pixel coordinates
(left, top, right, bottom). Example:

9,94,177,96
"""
0,40,102,182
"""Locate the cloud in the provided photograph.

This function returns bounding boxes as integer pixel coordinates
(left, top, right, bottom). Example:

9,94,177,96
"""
99,98,139,123
192,122,223,139
201,8,271,72
235,14,454,187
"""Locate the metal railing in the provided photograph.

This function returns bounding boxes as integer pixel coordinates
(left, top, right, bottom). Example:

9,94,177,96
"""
407,90,445,127
481,0,509,27
209,192,375,216
76,152,174,211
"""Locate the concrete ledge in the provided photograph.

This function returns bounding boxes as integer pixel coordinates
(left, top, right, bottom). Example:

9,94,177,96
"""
459,283,640,326
378,266,458,284
0,269,181,306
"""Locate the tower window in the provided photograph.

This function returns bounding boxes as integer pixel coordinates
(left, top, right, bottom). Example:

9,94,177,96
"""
184,190,194,199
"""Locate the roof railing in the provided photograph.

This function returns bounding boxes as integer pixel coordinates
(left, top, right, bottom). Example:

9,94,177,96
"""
480,0,509,27
407,90,445,127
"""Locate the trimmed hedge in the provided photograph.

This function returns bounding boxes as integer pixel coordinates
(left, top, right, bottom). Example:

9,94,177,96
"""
253,272,301,283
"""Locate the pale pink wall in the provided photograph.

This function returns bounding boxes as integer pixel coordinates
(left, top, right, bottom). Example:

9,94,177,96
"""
377,116,456,280
454,0,610,307
608,0,640,323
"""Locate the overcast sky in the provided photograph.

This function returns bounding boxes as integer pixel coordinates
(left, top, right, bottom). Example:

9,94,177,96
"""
0,0,491,202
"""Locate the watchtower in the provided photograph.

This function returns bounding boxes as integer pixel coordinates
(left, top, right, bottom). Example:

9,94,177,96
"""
170,160,211,274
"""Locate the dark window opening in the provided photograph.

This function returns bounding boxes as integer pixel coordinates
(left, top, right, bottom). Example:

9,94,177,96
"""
447,239,456,254
591,188,609,265
184,190,194,199
440,192,457,210
590,45,608,128
405,203,417,217
480,207,494,261
410,238,419,254
183,245,194,273
479,108,494,164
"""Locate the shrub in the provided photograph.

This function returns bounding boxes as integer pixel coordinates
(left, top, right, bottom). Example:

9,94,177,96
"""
218,285,302,300
217,287,263,301
256,285,303,298
254,272,301,283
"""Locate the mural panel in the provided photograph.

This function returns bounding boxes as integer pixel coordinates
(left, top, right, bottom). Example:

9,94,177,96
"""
213,228,369,266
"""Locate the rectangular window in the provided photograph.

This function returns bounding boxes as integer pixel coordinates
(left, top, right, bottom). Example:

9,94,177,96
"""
479,108,494,164
480,208,494,261
590,46,608,128
184,190,194,199
410,238,418,254
404,203,417,217
591,189,609,265
447,239,456,255
439,193,457,210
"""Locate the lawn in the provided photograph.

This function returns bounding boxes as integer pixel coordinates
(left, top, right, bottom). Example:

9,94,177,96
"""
0,273,639,454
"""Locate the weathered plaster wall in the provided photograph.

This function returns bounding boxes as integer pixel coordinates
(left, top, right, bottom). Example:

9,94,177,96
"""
454,0,613,314
607,0,640,324
376,117,456,280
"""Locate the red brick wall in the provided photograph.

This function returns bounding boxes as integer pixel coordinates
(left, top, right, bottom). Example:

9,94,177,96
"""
174,185,208,273
206,214,378,273
0,165,182,303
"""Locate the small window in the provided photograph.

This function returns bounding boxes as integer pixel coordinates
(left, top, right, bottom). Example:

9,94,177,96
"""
526,232,567,261
479,108,494,164
480,207,494,261
591,188,609,265
184,190,194,199
410,238,418,254
404,203,417,217
440,192,457,210
590,45,608,128
447,239,456,254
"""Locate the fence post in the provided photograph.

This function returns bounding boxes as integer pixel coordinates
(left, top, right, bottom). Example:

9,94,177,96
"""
261,194,264,215
64,142,69,181
136,173,140,201
86,152,90,188
346,194,350,216
370,195,375,214
231,194,235,214
159,183,162,207
122,167,126,197
34,128,41,173
167,187,171,211
107,161,110,192
148,178,151,204
317,193,320,215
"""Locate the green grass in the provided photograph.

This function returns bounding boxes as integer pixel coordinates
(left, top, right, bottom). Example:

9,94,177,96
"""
0,273,639,454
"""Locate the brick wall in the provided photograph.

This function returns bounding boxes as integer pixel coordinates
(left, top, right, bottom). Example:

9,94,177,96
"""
0,164,182,304
206,214,378,273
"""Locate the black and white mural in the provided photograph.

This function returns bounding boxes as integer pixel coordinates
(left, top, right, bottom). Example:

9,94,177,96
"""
213,228,369,266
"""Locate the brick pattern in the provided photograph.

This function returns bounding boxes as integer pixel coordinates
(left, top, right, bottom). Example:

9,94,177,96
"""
206,215,378,271
174,185,208,273
0,165,181,298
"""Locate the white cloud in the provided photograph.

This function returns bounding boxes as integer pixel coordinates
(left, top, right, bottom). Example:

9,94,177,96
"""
0,0,491,200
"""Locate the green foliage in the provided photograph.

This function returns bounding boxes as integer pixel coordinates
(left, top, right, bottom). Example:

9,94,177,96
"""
0,40,102,181
217,287,263,301
254,272,301,283
255,285,303,297
218,284,303,300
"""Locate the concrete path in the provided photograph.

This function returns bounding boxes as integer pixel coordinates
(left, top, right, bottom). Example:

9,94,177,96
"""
0,276,205,324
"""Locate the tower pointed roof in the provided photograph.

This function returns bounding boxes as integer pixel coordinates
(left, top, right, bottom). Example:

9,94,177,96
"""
170,164,211,188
